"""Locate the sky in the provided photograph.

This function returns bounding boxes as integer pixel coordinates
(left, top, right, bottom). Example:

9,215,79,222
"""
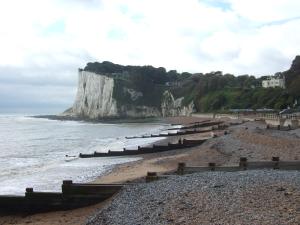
0,0,300,113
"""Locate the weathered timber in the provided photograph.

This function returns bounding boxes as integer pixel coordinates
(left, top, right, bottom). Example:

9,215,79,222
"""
79,153,95,158
0,181,125,214
177,158,300,175
79,138,207,158
167,121,224,130
62,180,123,196
125,128,212,139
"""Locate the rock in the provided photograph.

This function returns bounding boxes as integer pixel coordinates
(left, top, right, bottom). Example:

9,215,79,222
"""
276,187,286,192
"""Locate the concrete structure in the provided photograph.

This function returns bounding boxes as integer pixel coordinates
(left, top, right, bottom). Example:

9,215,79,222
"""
262,76,285,88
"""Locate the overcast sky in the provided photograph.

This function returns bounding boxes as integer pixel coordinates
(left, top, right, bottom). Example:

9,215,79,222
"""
0,0,299,114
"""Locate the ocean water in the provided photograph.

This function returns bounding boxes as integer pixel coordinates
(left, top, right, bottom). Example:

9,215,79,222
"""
0,115,168,195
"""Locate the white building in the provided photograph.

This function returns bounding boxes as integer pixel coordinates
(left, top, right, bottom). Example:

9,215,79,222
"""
262,76,285,88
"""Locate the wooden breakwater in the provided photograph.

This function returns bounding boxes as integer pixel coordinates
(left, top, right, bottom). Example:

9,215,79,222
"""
144,157,300,182
0,180,124,213
125,120,227,140
79,138,207,158
125,128,213,139
167,121,224,130
177,157,300,175
2,157,299,214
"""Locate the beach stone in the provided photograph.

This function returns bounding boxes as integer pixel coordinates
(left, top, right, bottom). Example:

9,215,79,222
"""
87,170,300,225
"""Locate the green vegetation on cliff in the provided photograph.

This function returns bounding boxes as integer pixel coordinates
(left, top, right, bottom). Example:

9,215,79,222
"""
84,61,178,108
197,87,293,112
84,56,300,112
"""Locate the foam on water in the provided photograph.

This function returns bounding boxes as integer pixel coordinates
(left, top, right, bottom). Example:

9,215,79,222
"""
0,115,168,195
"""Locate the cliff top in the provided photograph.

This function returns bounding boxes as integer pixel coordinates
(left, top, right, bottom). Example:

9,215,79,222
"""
81,56,300,111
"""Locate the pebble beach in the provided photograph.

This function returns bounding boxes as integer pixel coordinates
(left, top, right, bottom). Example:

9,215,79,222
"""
1,116,299,225
86,118,300,225
88,170,300,225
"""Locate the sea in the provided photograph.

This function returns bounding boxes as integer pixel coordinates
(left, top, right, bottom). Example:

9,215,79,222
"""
0,114,168,195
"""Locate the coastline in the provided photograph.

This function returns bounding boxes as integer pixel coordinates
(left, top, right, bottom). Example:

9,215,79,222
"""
0,114,171,196
2,115,299,224
31,114,168,124
88,117,300,225
92,116,217,184
0,116,213,225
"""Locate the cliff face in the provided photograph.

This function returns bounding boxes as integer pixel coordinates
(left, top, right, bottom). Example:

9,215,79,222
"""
64,70,194,119
65,70,118,119
161,91,194,117
63,57,300,117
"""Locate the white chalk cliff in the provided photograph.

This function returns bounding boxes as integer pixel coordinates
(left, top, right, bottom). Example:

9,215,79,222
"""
63,70,117,119
161,91,194,117
63,70,194,119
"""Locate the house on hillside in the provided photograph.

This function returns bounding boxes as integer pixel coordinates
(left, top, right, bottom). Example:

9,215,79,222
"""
262,76,285,88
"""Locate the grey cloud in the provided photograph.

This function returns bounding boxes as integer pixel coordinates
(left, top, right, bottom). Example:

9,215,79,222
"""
0,83,76,114
0,66,77,87
0,49,94,113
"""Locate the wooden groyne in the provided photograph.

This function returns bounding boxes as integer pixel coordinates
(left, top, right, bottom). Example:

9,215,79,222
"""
2,157,299,214
176,157,300,175
125,121,226,140
79,138,207,158
125,128,215,139
0,181,124,213
167,121,224,130
144,157,300,182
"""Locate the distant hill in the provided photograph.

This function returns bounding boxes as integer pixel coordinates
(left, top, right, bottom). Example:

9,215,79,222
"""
83,56,299,114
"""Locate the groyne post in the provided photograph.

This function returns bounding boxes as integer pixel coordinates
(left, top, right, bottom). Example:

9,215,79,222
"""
272,157,280,169
208,162,216,171
62,180,73,194
26,187,34,194
239,157,247,170
146,172,158,183
177,162,186,175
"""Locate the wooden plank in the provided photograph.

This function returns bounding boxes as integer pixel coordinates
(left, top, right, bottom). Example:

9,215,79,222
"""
183,167,211,173
246,161,276,169
278,161,300,170
62,184,122,195
183,161,300,173
214,166,242,172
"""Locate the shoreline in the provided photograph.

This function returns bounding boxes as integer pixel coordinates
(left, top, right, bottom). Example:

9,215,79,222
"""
93,116,216,181
0,115,171,197
0,116,214,225
31,114,169,124
88,118,300,225
5,115,300,225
